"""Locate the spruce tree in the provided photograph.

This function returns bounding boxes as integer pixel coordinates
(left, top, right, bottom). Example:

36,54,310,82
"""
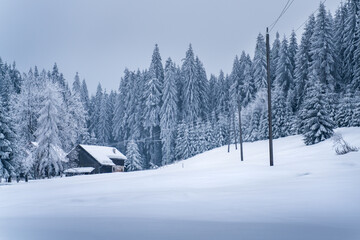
34,81,65,178
125,140,143,171
333,4,348,91
72,72,81,94
343,0,358,86
195,56,209,119
288,31,298,79
208,74,219,115
160,58,178,165
300,80,334,145
351,90,360,127
181,44,201,122
144,45,164,166
252,33,267,91
272,85,292,138
242,57,255,107
80,79,90,113
175,122,191,160
275,36,293,98
97,92,110,145
89,83,103,142
270,32,281,83
309,3,336,90
293,14,315,112
0,97,14,179
353,4,360,91
335,91,354,127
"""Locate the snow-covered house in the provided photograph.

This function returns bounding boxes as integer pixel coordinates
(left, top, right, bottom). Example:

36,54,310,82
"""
66,145,127,175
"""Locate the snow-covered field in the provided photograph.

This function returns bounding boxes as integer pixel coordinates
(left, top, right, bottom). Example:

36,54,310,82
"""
1,128,360,240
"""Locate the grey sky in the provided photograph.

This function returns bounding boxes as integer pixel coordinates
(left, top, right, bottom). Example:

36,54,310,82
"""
0,0,341,94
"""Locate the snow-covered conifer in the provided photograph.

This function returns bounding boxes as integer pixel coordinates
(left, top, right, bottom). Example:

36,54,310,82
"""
309,3,336,90
181,44,201,122
293,14,315,111
300,80,334,145
125,140,143,171
275,36,293,97
252,33,267,90
0,97,14,179
34,81,65,177
160,58,178,165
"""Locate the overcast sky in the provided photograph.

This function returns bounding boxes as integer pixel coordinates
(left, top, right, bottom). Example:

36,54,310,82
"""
0,0,341,94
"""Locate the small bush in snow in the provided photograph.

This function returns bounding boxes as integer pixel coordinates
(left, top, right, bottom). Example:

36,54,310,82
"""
332,133,358,155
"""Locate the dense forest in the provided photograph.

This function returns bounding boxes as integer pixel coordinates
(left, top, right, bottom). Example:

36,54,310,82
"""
0,1,359,179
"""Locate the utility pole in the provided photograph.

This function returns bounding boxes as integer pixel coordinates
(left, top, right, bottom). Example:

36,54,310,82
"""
237,99,244,161
266,27,274,166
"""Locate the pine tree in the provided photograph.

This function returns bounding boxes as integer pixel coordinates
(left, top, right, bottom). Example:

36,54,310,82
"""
160,58,178,165
195,56,209,119
333,4,348,92
193,119,206,155
275,36,293,98
242,56,255,107
300,80,334,145
51,63,65,88
80,79,90,113
144,68,162,166
204,119,216,150
113,69,130,146
293,14,315,112
144,45,164,166
13,69,41,143
9,62,22,94
343,0,359,86
1,71,14,110
271,32,281,83
335,91,354,127
309,3,336,90
216,112,229,145
252,33,267,91
0,97,14,179
230,55,243,108
125,140,143,171
175,122,191,160
229,55,244,143
353,3,360,91
89,83,103,141
272,85,292,138
245,90,267,141
72,72,81,94
67,74,89,145
34,81,65,178
208,74,219,115
351,90,360,126
181,44,201,122
288,31,298,79
97,93,110,145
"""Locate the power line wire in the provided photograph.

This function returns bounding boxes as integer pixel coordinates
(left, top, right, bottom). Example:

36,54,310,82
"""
268,0,291,29
269,0,296,32
294,0,327,33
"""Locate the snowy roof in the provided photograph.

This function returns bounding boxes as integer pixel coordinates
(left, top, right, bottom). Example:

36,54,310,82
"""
79,144,127,166
64,167,95,174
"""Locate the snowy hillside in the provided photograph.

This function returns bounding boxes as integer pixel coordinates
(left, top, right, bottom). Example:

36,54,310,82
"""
1,128,360,240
